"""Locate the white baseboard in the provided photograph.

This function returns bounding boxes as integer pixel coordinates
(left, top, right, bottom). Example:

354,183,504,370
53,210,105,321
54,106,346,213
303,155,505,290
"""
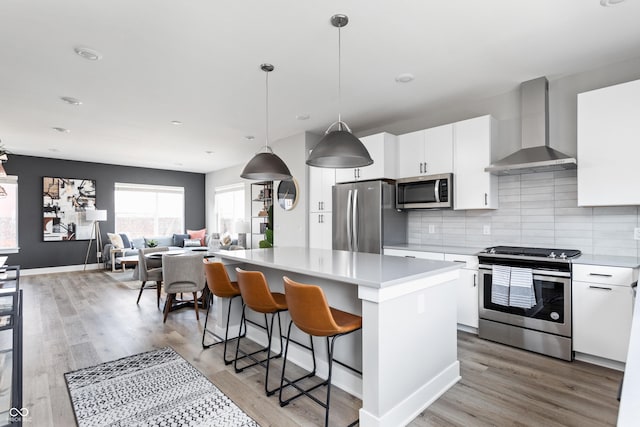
574,352,625,371
20,263,103,276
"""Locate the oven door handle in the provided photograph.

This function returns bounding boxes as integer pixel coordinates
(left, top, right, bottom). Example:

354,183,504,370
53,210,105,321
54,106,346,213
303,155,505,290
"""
479,265,571,278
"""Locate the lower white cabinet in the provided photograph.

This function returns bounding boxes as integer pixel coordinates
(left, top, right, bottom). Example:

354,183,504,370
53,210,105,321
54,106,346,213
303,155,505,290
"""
309,212,332,250
573,264,636,363
384,248,479,329
445,254,478,329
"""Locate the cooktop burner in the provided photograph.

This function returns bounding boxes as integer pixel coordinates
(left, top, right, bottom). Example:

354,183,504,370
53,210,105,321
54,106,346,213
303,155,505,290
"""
481,246,581,260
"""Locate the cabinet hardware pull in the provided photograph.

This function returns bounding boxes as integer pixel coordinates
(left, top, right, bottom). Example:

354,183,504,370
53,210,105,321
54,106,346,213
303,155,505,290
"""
588,273,613,277
588,285,612,291
424,162,427,173
473,273,477,287
420,162,423,174
484,193,488,205
404,255,416,258
453,260,465,263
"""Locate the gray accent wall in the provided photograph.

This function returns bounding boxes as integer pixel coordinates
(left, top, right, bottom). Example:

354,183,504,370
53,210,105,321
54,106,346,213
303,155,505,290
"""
5,155,205,269
408,170,640,257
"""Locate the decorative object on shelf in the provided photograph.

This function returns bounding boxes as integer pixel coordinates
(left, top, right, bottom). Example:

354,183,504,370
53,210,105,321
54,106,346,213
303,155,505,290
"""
277,177,299,210
306,14,373,169
83,209,107,270
259,204,274,248
43,176,96,241
240,64,292,181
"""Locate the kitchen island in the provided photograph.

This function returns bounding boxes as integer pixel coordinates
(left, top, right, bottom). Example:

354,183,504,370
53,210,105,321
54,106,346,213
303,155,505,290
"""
212,247,462,427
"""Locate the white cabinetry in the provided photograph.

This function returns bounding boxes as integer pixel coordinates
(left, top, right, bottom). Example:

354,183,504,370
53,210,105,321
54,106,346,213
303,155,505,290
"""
384,248,479,330
397,124,453,179
577,78,640,206
445,254,479,329
335,133,397,183
309,167,335,213
573,264,637,363
309,212,332,250
308,167,335,250
453,115,498,210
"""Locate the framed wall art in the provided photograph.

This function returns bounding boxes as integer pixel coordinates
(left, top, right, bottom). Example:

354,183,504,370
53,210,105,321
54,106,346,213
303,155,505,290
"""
42,177,96,241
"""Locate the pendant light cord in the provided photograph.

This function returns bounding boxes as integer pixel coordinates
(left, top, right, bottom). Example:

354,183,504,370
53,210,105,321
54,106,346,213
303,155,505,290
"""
337,23,342,125
265,69,270,149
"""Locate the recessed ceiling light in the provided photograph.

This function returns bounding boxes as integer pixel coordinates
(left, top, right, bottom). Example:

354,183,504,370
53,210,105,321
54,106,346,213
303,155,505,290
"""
600,0,626,5
52,127,70,133
74,46,102,61
205,150,214,155
171,120,183,125
395,73,415,83
296,113,310,120
49,148,60,152
60,96,82,106
244,135,255,141
174,162,183,166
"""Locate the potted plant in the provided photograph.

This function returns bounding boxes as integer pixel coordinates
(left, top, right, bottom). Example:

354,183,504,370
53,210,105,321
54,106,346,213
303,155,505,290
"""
258,205,274,248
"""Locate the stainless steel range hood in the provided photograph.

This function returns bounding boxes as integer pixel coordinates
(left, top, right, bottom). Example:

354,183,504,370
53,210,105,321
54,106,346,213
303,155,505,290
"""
485,77,576,175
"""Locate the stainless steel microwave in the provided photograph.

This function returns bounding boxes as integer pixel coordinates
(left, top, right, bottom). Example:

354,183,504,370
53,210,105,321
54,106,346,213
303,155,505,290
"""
396,173,453,209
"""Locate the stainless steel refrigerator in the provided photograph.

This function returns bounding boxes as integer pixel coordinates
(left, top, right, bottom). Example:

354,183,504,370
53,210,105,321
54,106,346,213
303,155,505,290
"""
333,180,407,254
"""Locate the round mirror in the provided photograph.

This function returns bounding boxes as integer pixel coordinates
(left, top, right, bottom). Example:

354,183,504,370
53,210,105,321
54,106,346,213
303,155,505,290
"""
277,178,299,210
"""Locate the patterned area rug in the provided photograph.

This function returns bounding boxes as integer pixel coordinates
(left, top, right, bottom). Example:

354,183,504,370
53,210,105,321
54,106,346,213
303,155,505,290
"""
64,347,259,427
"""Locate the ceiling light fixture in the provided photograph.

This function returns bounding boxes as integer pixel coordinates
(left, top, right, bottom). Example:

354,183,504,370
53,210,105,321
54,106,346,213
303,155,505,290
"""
74,46,102,61
306,14,373,169
600,0,626,6
240,64,292,181
395,73,415,83
52,127,70,133
171,120,183,125
61,96,82,105
244,135,255,141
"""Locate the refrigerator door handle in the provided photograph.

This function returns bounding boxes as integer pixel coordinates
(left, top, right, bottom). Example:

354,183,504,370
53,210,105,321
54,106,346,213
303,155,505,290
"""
353,189,359,252
346,189,353,251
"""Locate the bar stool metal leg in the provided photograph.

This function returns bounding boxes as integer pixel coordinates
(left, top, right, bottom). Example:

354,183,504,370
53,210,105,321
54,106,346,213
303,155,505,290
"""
201,293,246,365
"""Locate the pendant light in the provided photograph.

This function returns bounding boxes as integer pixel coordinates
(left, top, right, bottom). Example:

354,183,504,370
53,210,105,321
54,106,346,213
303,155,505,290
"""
306,14,373,169
240,64,292,180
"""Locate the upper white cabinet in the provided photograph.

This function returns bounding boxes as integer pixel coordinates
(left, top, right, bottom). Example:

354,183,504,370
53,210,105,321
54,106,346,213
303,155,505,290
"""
309,167,335,213
397,124,453,179
577,78,640,206
453,115,499,210
335,133,397,183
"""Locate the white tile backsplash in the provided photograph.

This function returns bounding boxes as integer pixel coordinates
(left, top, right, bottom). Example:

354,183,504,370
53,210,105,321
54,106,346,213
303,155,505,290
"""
407,170,640,256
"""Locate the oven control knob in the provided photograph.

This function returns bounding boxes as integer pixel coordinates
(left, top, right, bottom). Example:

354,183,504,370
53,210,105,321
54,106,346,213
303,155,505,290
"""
550,312,560,321
549,252,557,259
559,252,567,259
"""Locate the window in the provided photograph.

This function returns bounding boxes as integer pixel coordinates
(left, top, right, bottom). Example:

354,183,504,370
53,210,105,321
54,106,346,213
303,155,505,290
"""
0,176,18,254
114,183,184,238
213,184,245,236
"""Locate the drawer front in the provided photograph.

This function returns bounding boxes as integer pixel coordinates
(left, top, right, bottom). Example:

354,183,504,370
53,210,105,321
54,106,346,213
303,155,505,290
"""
444,253,479,269
572,264,635,286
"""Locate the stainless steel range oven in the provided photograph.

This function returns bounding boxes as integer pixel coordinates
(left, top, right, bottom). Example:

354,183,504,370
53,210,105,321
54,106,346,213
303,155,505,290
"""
478,246,581,361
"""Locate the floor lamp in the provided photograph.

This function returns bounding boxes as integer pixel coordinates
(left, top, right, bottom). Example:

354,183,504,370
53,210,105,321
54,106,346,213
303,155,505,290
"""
84,209,107,270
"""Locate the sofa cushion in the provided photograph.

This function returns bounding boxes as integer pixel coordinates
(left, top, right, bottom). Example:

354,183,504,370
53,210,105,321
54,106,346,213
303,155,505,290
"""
187,228,207,246
107,233,124,249
172,233,190,247
183,238,201,247
120,233,133,249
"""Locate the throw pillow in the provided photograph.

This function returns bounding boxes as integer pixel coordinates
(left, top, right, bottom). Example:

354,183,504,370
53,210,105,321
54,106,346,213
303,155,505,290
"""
220,232,232,247
183,238,201,247
187,228,206,246
107,233,124,249
172,233,190,247
119,233,132,249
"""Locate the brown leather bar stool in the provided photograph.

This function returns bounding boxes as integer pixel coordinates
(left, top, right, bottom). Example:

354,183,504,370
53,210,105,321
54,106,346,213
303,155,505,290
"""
234,267,288,396
279,276,362,427
201,259,246,364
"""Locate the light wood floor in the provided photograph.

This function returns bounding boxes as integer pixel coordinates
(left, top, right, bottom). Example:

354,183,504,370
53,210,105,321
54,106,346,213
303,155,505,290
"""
21,271,623,426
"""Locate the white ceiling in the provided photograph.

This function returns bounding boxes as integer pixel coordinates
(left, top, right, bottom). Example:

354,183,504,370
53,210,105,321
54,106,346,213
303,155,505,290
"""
1,0,639,174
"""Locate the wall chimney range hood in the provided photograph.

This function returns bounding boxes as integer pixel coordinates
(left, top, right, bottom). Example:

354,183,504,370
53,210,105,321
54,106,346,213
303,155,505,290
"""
485,77,576,175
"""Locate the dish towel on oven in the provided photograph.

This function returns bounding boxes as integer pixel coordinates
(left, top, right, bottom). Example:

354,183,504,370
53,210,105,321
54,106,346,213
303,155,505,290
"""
491,265,511,306
509,267,536,309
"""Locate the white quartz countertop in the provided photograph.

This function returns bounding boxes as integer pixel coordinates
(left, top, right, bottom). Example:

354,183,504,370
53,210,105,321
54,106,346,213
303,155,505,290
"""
618,291,639,426
572,254,640,269
212,247,462,288
384,244,484,256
